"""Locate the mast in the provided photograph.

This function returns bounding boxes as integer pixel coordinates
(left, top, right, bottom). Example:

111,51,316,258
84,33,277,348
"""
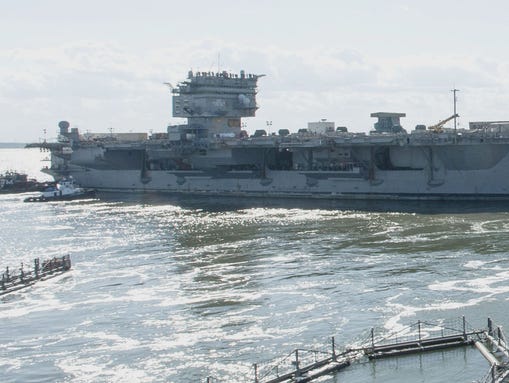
451,88,460,133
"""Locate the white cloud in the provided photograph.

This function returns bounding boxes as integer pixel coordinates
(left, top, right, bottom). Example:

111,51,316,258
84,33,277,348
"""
2,39,509,141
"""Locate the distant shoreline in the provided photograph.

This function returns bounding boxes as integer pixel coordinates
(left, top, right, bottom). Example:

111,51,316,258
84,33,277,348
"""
0,143,26,148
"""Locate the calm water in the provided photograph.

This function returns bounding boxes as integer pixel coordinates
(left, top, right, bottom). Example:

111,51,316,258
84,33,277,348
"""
1,149,509,382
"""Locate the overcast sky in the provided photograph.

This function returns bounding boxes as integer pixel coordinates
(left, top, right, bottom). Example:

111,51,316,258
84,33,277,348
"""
2,0,509,142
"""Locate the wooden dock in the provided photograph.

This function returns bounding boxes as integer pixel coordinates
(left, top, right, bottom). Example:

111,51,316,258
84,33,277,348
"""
1,255,71,296
206,317,509,383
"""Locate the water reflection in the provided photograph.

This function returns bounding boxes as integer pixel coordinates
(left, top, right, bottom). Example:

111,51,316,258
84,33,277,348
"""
96,191,509,214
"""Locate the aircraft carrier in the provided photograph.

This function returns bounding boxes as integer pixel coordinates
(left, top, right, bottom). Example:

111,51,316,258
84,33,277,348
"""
30,69,509,200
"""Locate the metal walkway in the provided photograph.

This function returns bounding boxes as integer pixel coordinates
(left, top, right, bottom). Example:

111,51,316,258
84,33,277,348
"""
1,255,71,296
206,317,509,383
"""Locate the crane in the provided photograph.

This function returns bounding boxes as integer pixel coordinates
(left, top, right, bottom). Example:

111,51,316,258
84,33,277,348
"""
427,114,459,133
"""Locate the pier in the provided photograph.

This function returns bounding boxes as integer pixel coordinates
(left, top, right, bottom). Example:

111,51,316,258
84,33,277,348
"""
207,317,509,383
1,255,71,296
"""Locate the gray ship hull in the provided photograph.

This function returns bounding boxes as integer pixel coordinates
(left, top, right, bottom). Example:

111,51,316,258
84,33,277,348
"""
66,157,509,201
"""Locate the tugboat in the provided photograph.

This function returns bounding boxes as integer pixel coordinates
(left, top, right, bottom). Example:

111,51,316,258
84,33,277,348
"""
24,178,95,202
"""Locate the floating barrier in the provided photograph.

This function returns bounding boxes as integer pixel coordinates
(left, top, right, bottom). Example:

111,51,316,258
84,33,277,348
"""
206,317,509,383
0,255,71,296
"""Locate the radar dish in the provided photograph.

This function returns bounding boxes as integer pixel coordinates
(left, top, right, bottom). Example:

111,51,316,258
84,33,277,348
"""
58,121,70,129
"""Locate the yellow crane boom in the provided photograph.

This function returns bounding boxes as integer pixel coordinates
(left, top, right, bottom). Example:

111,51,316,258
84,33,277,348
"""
428,114,459,132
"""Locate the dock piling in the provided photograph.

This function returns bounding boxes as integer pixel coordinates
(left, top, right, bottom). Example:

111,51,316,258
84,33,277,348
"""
294,349,300,376
34,258,40,278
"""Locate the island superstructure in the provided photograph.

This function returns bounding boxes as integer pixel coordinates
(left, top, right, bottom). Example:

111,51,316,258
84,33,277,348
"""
30,69,509,200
